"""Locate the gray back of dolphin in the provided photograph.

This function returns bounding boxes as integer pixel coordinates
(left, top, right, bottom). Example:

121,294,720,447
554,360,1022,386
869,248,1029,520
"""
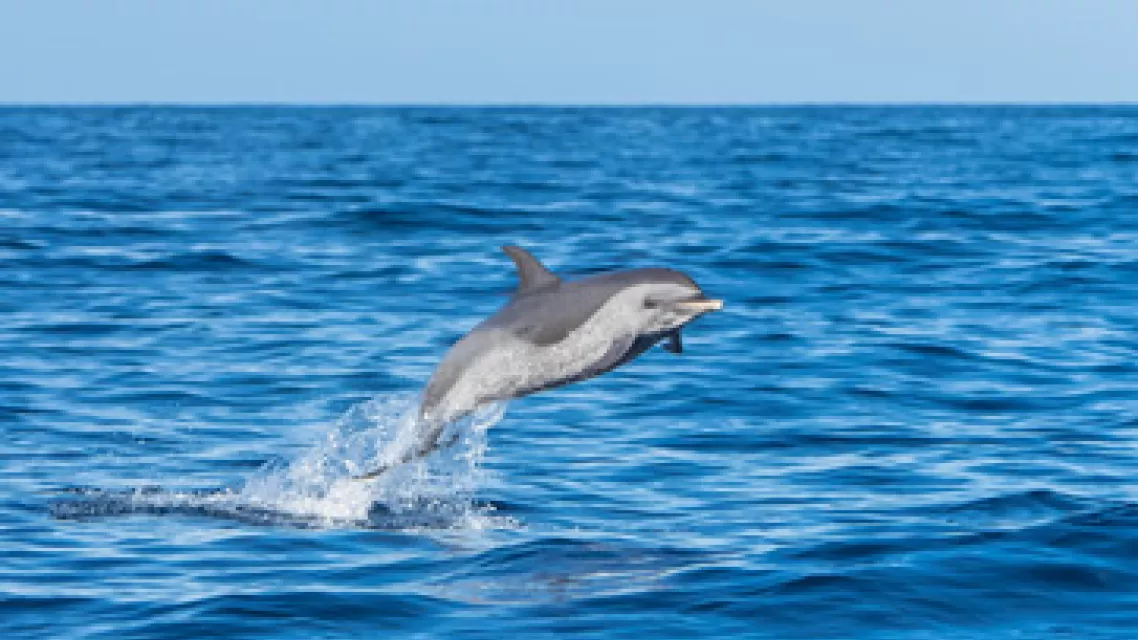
420,247,701,417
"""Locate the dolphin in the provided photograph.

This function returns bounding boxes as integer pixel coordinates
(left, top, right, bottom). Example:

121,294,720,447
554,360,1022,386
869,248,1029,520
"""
355,245,722,479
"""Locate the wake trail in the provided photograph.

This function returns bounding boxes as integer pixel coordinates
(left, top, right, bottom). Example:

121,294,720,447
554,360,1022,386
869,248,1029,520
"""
49,393,514,530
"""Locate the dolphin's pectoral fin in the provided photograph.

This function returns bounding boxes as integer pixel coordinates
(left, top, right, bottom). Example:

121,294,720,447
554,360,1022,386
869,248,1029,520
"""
519,334,638,396
502,245,561,295
566,333,640,383
664,330,683,354
591,334,639,377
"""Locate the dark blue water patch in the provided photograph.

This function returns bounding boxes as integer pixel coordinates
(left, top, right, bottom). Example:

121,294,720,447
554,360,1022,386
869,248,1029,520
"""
45,486,503,532
127,249,257,272
4,106,1138,639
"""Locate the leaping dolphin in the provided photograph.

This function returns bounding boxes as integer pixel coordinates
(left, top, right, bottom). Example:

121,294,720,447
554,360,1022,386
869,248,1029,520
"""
355,245,722,479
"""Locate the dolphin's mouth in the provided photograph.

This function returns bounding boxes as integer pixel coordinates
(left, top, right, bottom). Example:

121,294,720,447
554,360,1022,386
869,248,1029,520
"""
671,297,724,313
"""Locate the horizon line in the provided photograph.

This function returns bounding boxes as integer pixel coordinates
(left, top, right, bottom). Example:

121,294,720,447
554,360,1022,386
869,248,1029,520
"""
2,101,1138,109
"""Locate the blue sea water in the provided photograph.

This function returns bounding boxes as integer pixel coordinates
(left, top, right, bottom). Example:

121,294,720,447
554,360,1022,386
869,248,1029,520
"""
2,106,1138,639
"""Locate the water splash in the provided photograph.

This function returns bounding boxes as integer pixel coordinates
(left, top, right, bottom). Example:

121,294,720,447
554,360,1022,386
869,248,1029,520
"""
51,393,514,530
240,392,509,524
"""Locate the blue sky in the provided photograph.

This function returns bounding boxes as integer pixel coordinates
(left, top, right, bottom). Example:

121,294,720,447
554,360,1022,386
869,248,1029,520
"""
1,0,1135,103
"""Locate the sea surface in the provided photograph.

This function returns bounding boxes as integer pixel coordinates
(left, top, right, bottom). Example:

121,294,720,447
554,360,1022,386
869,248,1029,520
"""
2,106,1138,639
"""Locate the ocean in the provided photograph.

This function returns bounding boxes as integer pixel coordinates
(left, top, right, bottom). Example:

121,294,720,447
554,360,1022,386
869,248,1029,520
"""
2,106,1137,638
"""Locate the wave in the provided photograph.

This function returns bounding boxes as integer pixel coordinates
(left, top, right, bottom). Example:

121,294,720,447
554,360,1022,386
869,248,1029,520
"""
132,249,254,271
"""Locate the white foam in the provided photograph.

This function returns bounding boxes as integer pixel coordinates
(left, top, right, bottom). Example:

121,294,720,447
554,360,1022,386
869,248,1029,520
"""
236,393,509,525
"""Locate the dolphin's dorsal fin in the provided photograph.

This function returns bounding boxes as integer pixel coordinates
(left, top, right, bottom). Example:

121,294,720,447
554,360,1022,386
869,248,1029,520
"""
502,245,560,294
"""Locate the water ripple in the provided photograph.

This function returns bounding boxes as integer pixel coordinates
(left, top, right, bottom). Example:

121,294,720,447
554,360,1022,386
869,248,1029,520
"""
3,106,1138,639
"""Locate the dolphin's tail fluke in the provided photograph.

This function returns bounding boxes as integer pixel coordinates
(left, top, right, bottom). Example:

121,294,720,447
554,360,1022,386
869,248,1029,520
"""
352,464,392,481
351,410,457,481
352,432,465,481
352,444,419,481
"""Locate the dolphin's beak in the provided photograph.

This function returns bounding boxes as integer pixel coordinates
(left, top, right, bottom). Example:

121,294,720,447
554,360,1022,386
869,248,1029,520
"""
672,298,724,313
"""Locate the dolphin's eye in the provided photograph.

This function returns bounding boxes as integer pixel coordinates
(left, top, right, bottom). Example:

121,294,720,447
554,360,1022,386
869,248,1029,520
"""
643,299,661,309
